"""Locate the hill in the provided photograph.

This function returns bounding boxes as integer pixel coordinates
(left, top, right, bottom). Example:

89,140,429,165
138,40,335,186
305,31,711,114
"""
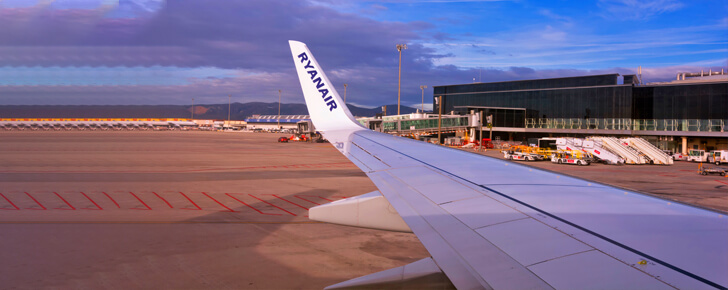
0,103,420,120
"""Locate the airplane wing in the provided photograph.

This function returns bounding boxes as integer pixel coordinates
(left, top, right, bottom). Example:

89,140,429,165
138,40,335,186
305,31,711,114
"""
288,40,728,290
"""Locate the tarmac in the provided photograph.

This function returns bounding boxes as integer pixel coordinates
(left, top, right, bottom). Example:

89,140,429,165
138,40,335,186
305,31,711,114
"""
0,131,428,289
1,131,726,289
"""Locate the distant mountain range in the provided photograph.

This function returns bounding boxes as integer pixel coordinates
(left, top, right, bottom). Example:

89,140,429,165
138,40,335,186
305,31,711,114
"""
0,102,421,119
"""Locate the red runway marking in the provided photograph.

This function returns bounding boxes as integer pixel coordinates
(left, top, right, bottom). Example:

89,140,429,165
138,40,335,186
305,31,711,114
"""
0,162,356,174
715,180,728,185
272,194,309,210
295,195,320,205
225,193,281,216
24,192,47,210
178,191,202,210
248,194,296,216
53,192,76,210
201,192,235,212
0,193,20,210
102,192,121,208
80,192,103,210
152,192,174,209
128,191,152,210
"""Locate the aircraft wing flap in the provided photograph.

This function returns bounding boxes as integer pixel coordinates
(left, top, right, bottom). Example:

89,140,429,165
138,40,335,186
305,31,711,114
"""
372,162,674,290
440,196,529,229
370,168,554,290
386,166,482,204
474,218,594,267
527,250,674,290
346,141,391,172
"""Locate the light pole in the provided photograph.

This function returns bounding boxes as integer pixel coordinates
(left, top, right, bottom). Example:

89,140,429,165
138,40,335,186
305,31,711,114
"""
227,94,231,122
420,85,427,113
437,96,442,145
396,44,407,115
277,90,281,130
343,83,348,103
191,98,194,119
479,111,483,151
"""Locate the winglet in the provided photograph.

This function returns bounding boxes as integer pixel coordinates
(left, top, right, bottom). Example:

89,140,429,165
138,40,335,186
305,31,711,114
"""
289,41,363,132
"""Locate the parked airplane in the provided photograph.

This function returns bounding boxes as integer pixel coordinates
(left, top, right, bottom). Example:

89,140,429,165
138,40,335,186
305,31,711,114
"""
289,41,728,290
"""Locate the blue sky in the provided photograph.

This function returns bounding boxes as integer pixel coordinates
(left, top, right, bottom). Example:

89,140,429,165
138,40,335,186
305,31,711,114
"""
0,0,726,108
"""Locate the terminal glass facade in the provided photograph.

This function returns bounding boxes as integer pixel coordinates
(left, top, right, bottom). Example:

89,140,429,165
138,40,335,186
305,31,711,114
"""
435,75,633,120
434,75,727,133
633,82,727,120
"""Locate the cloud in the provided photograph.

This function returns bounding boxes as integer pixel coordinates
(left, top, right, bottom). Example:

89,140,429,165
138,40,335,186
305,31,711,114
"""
0,0,428,70
538,9,571,23
0,0,724,107
598,0,684,20
423,20,728,70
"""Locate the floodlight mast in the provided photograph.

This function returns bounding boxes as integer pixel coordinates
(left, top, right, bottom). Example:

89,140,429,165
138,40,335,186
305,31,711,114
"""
420,85,427,113
343,84,348,103
278,90,282,129
396,44,407,115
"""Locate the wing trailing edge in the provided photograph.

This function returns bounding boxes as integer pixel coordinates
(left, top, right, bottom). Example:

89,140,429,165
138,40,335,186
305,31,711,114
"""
325,257,455,290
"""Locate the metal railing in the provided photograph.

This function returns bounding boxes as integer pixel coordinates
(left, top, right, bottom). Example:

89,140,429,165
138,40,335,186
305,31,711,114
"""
526,118,726,132
382,117,469,133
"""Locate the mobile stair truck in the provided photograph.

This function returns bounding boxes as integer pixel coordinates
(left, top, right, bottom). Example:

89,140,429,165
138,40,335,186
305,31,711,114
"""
622,137,673,165
582,139,625,165
590,136,647,164
556,137,625,165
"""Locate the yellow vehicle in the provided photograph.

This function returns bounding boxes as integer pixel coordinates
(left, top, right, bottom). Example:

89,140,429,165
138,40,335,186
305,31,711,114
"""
503,145,545,161
551,150,593,166
534,148,556,159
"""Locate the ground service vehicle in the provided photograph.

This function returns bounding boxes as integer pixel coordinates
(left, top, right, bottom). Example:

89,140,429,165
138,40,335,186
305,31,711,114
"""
551,150,591,166
277,137,289,143
699,166,726,176
480,138,495,149
503,146,543,161
687,149,708,162
708,150,728,165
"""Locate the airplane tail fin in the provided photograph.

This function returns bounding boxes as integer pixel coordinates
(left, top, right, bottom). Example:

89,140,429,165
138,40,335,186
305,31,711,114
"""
289,41,363,132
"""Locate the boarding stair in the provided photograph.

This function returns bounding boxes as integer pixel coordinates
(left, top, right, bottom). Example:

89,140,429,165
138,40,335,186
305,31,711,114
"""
591,137,646,164
557,138,625,165
622,138,673,165
582,139,625,165
555,138,583,151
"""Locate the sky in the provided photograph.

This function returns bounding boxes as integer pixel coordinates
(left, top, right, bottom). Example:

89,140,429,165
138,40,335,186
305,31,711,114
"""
0,0,726,110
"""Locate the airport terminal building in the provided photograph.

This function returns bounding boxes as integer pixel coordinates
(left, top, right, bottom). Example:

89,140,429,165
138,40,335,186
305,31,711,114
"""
433,72,728,152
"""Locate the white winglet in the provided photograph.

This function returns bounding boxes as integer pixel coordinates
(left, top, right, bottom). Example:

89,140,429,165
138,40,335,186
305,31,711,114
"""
289,40,363,132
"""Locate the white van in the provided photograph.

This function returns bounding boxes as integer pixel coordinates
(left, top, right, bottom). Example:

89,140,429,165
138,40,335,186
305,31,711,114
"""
687,149,708,162
708,150,728,165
